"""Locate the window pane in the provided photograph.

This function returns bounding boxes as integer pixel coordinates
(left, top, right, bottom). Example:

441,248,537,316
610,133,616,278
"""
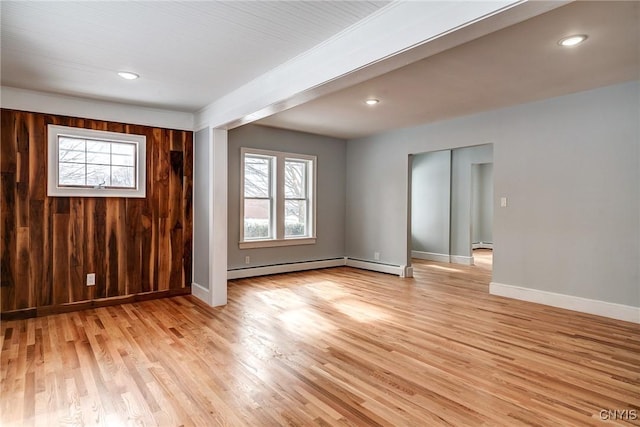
285,200,307,237
59,162,86,186
59,137,85,163
244,199,271,239
86,164,111,187
284,160,306,199
111,142,135,166
111,166,135,188
86,140,111,165
244,155,271,197
49,124,146,197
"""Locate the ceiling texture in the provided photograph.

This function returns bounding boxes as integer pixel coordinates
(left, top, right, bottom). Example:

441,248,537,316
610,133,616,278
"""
1,1,638,139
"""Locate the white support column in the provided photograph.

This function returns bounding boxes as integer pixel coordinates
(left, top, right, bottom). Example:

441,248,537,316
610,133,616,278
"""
209,128,228,306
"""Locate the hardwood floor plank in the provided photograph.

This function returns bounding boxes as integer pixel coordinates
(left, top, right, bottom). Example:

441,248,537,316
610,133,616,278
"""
2,260,639,426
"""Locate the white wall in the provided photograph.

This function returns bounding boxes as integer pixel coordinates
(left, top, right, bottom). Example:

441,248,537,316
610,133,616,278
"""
193,128,210,289
1,86,194,130
472,163,494,245
227,125,347,270
346,81,639,308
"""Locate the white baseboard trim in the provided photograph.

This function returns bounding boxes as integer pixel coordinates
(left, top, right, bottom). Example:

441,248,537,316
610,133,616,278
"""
227,257,414,280
411,250,450,263
412,251,477,267
490,282,640,324
472,242,493,250
345,258,406,276
227,258,345,280
191,282,210,304
451,255,474,266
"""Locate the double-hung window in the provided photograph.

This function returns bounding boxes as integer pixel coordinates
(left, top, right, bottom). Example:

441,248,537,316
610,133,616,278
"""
47,125,146,198
240,148,316,248
243,153,275,240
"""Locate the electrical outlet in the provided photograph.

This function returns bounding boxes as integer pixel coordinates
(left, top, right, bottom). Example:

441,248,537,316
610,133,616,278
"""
86,273,96,286
245,256,250,264
374,252,380,261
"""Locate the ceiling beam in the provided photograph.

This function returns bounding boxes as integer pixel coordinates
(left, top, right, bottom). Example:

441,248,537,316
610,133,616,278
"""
194,0,568,131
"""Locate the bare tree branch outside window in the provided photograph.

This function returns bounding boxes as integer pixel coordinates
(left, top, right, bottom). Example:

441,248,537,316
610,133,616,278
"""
58,136,136,189
284,159,308,237
242,150,314,242
244,155,273,238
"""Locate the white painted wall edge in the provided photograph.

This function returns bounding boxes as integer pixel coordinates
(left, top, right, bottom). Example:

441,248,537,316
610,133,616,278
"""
1,86,194,131
451,255,474,266
209,129,228,306
404,266,414,279
412,251,450,263
228,259,345,280
490,282,640,324
191,282,210,305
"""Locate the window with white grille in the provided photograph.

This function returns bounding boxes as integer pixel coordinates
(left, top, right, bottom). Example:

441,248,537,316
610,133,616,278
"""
48,125,146,198
240,147,316,248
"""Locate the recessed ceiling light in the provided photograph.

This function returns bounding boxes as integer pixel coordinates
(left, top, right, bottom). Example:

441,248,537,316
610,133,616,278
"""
558,35,588,47
365,99,379,105
117,71,140,80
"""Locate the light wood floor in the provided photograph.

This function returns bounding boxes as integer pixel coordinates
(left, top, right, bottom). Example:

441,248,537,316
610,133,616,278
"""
472,248,493,270
2,260,639,426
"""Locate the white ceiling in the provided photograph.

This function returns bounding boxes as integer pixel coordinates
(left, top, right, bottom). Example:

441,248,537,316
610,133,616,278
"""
258,1,640,139
1,1,638,139
0,1,390,111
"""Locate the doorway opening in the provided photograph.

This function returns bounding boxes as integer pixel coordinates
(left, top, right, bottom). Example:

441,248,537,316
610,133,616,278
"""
408,144,494,276
471,162,493,270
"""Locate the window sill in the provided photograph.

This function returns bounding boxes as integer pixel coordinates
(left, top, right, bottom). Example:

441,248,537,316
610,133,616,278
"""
47,187,146,198
239,237,316,249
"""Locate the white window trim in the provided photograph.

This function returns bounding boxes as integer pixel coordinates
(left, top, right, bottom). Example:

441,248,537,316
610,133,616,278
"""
240,147,317,249
47,124,146,198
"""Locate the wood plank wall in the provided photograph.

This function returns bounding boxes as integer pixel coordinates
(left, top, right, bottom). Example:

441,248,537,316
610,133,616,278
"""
0,109,193,316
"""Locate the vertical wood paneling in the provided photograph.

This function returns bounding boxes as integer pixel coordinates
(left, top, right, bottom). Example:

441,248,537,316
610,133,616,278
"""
29,200,45,303
106,199,119,298
0,109,193,314
15,228,30,308
0,111,16,312
69,199,84,302
94,198,107,300
141,206,153,294
16,116,29,228
1,172,16,306
29,114,46,201
183,132,193,288
125,199,142,295
38,198,54,307
169,147,183,288
52,211,69,305
116,199,127,297
83,198,96,302
156,128,171,292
